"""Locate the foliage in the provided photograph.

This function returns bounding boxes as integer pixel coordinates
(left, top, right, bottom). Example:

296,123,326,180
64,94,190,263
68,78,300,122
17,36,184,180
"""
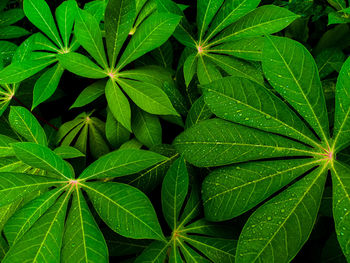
0,0,349,262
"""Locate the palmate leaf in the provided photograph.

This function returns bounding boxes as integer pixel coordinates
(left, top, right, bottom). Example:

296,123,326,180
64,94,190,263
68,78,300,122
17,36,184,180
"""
173,118,315,167
4,187,64,245
331,161,350,259
132,107,162,148
3,191,70,263
70,80,106,109
61,189,108,262
105,79,132,132
55,0,77,48
134,241,169,263
117,78,178,116
74,8,108,69
0,172,64,206
236,165,328,263
79,148,167,180
202,76,319,147
203,0,261,43
262,36,329,143
333,56,350,152
197,0,224,41
213,5,299,45
202,158,321,221
82,182,165,241
185,96,212,129
116,12,181,70
23,0,63,48
105,108,130,149
32,64,64,109
161,155,189,229
58,52,107,79
105,0,136,68
12,142,74,180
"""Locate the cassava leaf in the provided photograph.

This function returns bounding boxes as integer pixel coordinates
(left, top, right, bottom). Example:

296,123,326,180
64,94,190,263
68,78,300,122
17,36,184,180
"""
55,0,77,48
105,79,132,132
202,158,321,221
161,155,189,229
61,189,108,262
2,192,70,263
4,187,64,245
236,165,328,263
82,182,165,241
333,57,350,152
74,8,108,69
203,76,319,146
70,80,106,109
12,142,74,180
331,161,350,259
174,118,314,167
9,106,47,145
262,36,329,143
213,5,299,44
79,148,167,180
0,172,64,207
105,0,136,68
23,0,63,48
58,52,107,79
116,12,181,70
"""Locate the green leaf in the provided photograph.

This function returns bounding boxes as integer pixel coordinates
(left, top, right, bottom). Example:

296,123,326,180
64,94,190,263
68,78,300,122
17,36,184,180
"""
197,0,224,40
155,0,196,48
181,235,236,263
204,0,261,43
135,241,169,263
0,26,29,39
197,55,222,85
116,12,181,70
174,118,314,167
12,142,74,180
32,63,64,109
79,148,167,180
55,0,77,48
161,155,188,229
105,79,132,132
105,0,136,68
4,188,63,245
179,241,211,263
209,37,264,61
88,119,110,158
316,48,345,79
83,182,165,241
204,53,264,86
2,192,70,263
0,134,16,157
53,146,85,159
0,58,56,84
333,57,350,152
105,108,130,149
262,36,329,143
132,108,162,148
185,96,212,129
214,5,299,44
203,77,319,146
0,9,25,26
9,106,47,145
0,172,64,207
70,80,106,109
74,9,108,69
183,53,197,87
61,189,108,262
202,158,320,221
117,78,178,116
58,52,107,79
23,0,63,48
236,165,328,263
331,161,350,259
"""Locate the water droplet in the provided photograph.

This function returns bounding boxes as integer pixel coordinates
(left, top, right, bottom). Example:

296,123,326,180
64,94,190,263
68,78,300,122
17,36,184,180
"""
245,117,249,121
267,216,272,221
265,115,271,120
